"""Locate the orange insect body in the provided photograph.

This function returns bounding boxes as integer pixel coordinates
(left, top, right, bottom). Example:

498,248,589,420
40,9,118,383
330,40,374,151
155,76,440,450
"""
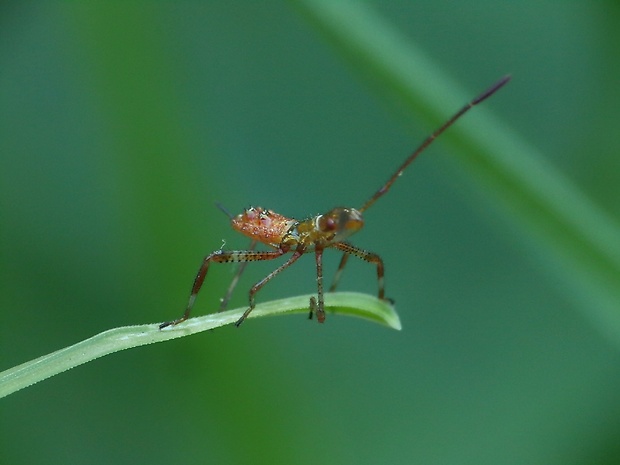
231,207,295,248
160,76,511,329
231,206,365,252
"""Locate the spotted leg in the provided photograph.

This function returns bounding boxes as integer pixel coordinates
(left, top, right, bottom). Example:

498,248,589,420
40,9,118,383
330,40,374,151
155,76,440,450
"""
160,248,287,329
330,241,386,300
308,246,326,323
218,240,257,312
329,252,350,293
236,245,306,327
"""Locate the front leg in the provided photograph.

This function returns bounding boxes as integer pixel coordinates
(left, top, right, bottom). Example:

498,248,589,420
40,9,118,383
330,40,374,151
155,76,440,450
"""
332,241,386,301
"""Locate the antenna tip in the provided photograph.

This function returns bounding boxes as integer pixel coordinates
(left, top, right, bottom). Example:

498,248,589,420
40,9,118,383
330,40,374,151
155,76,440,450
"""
473,74,512,105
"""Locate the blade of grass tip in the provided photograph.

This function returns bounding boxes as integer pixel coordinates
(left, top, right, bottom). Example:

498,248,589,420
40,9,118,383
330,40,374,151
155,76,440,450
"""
289,0,620,348
0,293,398,399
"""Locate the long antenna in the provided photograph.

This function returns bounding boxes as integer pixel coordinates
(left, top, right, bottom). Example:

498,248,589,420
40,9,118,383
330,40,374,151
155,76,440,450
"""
359,75,511,213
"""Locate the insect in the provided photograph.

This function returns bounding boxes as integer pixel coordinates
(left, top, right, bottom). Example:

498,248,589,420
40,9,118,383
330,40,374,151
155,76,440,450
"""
160,75,511,329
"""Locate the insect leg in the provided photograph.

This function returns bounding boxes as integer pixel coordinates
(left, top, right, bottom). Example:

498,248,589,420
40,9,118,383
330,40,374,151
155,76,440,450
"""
308,246,326,323
218,240,257,312
328,252,350,293
332,241,386,300
236,246,305,327
159,248,286,329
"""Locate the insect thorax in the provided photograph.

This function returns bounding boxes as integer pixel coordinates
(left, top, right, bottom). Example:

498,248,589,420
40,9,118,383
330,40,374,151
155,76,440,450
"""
289,207,365,249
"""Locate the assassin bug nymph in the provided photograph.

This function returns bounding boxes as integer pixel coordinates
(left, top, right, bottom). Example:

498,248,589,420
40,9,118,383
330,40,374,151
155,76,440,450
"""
160,75,511,329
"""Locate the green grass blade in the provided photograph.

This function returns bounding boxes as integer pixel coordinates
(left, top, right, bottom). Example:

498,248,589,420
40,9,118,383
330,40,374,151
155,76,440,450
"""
289,0,620,347
0,293,398,399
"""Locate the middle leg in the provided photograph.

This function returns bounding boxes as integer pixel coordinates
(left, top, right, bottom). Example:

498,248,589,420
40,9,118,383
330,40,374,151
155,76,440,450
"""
308,246,326,323
160,248,287,329
236,246,306,327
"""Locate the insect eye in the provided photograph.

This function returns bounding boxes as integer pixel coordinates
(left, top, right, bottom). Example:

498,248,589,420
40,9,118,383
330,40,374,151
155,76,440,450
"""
320,217,336,231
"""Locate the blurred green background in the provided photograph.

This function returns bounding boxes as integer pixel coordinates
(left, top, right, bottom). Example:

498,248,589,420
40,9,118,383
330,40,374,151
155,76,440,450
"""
2,1,620,464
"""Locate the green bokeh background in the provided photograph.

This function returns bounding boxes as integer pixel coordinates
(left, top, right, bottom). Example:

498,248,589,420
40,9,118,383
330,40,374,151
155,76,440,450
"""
2,1,620,464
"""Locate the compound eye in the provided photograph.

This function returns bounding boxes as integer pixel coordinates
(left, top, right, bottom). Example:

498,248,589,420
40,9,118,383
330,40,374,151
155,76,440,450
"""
318,215,336,232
